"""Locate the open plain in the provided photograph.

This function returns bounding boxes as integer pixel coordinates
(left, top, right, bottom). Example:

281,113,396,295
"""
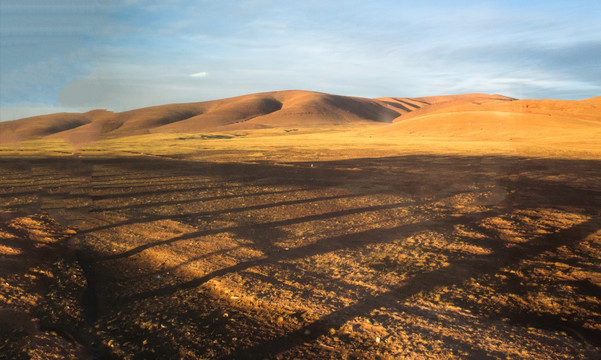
1,91,601,359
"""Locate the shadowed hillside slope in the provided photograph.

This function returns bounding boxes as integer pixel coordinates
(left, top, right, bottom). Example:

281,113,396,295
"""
386,93,516,122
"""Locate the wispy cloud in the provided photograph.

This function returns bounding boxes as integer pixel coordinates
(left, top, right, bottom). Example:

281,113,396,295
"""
189,72,208,78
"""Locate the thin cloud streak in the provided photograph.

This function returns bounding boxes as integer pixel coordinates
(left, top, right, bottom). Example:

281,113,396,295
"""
189,72,208,78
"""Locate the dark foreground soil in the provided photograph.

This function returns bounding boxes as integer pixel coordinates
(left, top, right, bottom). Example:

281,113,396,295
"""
1,154,601,359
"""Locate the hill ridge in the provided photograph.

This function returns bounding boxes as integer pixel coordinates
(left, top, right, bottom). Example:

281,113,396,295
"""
0,90,522,145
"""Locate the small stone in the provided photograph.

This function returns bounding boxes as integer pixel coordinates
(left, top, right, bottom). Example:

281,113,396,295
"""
304,329,311,335
375,337,381,343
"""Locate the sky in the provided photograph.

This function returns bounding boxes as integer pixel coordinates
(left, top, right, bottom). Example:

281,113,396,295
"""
1,0,600,121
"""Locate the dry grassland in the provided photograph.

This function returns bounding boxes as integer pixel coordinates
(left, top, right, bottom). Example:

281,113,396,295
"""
1,126,600,359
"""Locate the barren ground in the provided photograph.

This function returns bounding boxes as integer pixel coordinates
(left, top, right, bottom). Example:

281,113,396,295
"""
1,132,601,359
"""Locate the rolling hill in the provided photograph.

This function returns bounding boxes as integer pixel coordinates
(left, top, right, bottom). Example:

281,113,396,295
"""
0,90,515,145
385,96,601,140
3,90,600,147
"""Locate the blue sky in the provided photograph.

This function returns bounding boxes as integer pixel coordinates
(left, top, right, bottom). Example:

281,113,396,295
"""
1,0,600,121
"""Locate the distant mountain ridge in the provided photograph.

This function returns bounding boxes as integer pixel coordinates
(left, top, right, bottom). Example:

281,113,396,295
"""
3,91,599,146
0,90,515,145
